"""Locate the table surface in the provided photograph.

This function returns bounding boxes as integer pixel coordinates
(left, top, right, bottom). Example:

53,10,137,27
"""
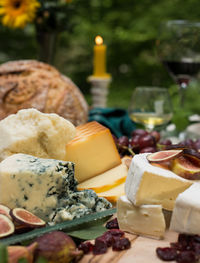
79,231,178,263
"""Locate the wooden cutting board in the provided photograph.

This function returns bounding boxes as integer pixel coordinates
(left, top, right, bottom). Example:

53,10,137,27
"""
79,231,178,263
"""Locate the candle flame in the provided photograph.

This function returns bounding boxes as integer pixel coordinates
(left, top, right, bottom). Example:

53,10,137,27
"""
95,35,103,45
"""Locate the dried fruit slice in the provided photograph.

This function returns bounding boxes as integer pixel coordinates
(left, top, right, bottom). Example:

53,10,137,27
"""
10,208,46,228
171,156,200,180
147,150,183,163
0,214,15,238
182,148,200,166
0,204,12,220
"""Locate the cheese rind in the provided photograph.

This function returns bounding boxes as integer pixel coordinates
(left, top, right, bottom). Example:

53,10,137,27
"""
77,163,128,193
0,108,76,161
65,121,121,182
117,196,166,239
125,153,192,211
0,153,112,222
170,183,200,235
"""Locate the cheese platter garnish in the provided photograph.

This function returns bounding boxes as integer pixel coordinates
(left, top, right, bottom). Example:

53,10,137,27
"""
0,208,116,246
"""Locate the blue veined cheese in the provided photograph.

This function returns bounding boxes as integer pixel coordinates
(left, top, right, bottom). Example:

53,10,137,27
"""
0,153,112,222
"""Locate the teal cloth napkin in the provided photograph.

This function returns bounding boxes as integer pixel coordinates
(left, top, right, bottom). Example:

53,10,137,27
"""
89,108,136,138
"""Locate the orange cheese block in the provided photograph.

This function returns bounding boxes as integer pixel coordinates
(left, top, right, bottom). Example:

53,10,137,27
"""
65,121,121,182
98,183,125,203
77,162,128,193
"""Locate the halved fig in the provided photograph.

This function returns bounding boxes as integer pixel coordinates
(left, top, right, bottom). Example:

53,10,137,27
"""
164,144,187,150
0,214,15,238
147,150,183,163
14,224,32,234
10,208,46,228
151,161,171,170
171,156,200,180
182,148,200,166
0,204,12,220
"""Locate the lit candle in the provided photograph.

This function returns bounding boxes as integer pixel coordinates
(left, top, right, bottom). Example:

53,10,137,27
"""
93,35,108,77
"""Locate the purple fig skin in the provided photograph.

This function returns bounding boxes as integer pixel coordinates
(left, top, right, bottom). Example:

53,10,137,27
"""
10,208,46,228
8,242,37,263
182,148,200,166
0,214,15,238
35,231,83,263
147,150,183,163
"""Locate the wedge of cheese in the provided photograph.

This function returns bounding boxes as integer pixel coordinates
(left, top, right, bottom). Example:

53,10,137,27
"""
170,183,200,235
125,153,193,211
65,121,121,182
117,196,166,239
98,183,124,203
77,162,128,193
0,108,76,161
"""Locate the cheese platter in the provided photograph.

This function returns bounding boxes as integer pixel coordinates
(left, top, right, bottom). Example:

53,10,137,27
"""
0,108,200,262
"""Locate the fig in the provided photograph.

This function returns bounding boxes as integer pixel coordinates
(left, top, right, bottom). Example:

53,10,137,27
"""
0,204,12,220
147,150,183,163
10,208,46,228
171,156,200,180
7,242,37,263
182,148,200,166
151,161,171,170
0,214,15,238
35,231,83,263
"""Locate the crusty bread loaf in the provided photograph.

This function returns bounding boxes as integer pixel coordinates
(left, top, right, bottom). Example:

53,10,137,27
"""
0,60,88,125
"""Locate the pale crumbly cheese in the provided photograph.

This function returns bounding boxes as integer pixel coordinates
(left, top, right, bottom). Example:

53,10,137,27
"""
0,108,76,161
97,183,125,203
0,153,112,222
125,153,193,211
77,162,128,193
170,183,200,235
117,195,166,239
65,121,121,182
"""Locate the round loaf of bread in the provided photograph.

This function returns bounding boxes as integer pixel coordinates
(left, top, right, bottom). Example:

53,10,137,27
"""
0,60,88,126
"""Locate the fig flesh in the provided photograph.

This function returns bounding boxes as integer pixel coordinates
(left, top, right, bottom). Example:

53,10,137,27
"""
147,150,183,163
35,231,83,263
0,214,15,238
0,204,12,220
171,156,200,180
10,208,46,228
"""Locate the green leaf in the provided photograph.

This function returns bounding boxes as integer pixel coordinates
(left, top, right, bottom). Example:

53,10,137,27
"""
0,244,8,263
67,216,110,240
35,257,48,263
0,208,116,246
18,258,28,263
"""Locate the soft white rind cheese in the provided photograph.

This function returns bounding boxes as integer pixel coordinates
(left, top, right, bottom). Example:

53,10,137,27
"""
117,195,166,239
170,183,200,235
0,108,76,161
125,153,192,211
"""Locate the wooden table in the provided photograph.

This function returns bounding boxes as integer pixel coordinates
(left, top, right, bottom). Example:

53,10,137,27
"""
79,231,178,263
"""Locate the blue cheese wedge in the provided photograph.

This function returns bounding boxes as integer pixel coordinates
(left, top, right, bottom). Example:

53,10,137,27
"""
125,153,192,211
0,153,111,222
0,108,76,161
170,183,200,235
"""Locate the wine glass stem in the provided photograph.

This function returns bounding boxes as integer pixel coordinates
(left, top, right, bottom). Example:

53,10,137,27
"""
179,82,188,106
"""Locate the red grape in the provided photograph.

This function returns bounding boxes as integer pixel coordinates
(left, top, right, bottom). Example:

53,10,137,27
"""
131,129,148,137
139,134,155,149
118,136,129,147
150,131,160,143
159,139,172,146
129,135,141,151
140,147,156,153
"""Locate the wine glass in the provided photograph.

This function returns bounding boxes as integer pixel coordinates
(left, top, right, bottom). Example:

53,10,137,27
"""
157,20,200,106
128,87,173,131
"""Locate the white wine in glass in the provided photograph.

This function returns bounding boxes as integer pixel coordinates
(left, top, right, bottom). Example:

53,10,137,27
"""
129,87,173,131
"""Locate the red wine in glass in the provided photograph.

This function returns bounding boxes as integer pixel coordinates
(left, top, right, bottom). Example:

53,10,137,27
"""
162,60,200,104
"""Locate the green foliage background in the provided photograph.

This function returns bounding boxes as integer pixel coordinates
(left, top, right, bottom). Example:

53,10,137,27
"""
1,0,200,130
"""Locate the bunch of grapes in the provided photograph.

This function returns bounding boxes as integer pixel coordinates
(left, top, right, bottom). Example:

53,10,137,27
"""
114,129,200,157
